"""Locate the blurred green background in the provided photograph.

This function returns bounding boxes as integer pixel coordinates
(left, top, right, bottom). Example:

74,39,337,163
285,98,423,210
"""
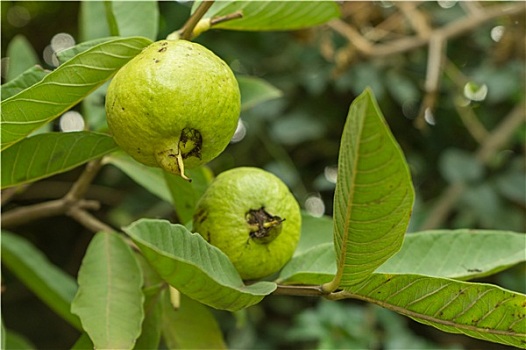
1,1,524,349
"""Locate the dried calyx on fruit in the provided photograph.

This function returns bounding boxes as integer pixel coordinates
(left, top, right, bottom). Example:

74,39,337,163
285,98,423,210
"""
192,167,301,280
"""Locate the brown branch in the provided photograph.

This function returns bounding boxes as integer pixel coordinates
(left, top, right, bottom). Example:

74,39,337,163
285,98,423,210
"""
396,2,432,39
67,208,115,234
272,284,327,297
210,10,243,26
65,158,103,202
2,199,66,227
420,103,526,230
1,184,30,206
1,158,115,234
330,3,525,58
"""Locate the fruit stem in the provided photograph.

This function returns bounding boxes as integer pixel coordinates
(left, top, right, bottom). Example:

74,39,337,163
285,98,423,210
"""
180,1,214,40
176,153,192,182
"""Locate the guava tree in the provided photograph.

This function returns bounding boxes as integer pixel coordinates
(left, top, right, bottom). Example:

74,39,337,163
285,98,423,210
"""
1,2,525,349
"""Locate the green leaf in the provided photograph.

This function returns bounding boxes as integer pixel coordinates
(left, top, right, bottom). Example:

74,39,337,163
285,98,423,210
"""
79,1,110,41
105,151,172,203
3,329,36,350
106,151,214,223
111,1,159,40
70,333,94,350
134,286,163,350
161,293,227,349
164,166,214,225
104,1,120,37
1,65,49,101
71,232,144,350
6,35,39,81
124,219,276,311
0,36,152,151
56,37,116,64
278,242,336,285
337,274,526,348
237,75,282,111
1,318,4,350
295,213,333,255
325,88,415,290
378,230,526,280
1,131,118,189
0,230,80,329
133,253,164,350
279,229,526,285
200,1,341,31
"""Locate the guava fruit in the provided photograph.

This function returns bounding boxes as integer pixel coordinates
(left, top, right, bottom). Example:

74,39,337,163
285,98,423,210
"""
193,167,301,280
105,40,241,180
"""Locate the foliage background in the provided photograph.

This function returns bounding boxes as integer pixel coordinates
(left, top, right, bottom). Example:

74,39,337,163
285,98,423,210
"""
1,1,524,349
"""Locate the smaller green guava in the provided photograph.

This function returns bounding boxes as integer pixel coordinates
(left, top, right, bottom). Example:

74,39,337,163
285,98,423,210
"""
192,167,301,280
105,40,240,181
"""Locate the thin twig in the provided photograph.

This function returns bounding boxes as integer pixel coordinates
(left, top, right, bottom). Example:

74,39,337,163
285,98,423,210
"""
396,2,432,39
65,159,103,202
330,3,525,58
2,199,66,227
273,284,327,297
420,103,526,230
1,184,29,206
67,208,115,233
210,10,243,26
1,158,109,233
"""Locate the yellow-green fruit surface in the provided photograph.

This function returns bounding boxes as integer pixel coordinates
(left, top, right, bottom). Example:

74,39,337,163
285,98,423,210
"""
193,167,301,280
105,40,240,176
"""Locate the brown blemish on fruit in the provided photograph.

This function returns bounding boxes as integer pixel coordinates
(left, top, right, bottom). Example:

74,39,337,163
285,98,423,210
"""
193,207,208,225
246,207,285,244
157,42,168,53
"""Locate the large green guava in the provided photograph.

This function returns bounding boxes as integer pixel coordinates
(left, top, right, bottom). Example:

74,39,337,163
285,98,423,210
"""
105,40,241,180
193,167,302,280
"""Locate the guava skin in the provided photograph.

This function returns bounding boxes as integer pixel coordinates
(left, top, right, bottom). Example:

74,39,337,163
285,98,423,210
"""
193,167,301,280
105,40,241,177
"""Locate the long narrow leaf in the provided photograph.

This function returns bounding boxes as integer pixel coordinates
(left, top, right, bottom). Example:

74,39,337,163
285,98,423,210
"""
6,35,39,81
279,229,526,285
124,219,276,312
335,274,526,348
1,131,117,189
237,75,282,111
377,230,526,279
1,65,49,101
1,230,80,329
71,232,144,350
1,36,152,151
199,1,341,31
325,88,415,291
111,1,159,40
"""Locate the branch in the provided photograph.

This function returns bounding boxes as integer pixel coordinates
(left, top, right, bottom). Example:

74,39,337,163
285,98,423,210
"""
420,103,526,229
272,284,327,297
335,3,525,58
67,207,115,233
1,158,115,234
65,158,103,202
